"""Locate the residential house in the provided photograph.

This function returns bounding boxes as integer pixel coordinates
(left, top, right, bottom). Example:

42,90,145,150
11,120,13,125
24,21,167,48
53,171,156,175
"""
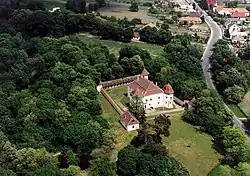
120,110,140,131
230,31,247,39
231,35,246,44
215,8,249,17
178,17,202,24
127,73,174,110
228,23,240,35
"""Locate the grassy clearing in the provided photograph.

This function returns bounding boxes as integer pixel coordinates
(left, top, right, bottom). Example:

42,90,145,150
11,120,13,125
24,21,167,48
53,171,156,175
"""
164,116,221,176
238,90,250,118
98,3,158,23
78,34,164,58
228,104,247,118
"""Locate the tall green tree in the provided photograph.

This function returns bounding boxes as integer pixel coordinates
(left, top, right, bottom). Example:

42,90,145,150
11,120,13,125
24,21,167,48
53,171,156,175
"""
66,0,86,13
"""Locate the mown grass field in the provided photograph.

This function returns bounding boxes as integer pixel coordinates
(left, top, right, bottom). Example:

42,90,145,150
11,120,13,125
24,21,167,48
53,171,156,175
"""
100,86,221,176
78,34,164,58
238,90,250,118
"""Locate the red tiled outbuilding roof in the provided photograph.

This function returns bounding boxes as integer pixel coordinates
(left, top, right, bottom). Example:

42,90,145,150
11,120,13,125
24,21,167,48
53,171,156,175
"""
140,68,149,76
162,84,174,94
120,111,139,127
129,77,163,96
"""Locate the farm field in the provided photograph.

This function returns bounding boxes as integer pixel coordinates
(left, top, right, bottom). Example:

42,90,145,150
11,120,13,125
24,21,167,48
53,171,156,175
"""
238,90,250,118
98,3,159,23
77,34,164,58
100,86,221,176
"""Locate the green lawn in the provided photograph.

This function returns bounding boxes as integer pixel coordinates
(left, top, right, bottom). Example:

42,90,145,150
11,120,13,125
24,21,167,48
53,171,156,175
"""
77,34,164,58
227,104,247,118
164,116,221,176
100,94,136,150
100,87,221,175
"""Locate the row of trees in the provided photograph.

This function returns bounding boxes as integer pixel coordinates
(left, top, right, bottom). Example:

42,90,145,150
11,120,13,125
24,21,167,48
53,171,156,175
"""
210,40,250,103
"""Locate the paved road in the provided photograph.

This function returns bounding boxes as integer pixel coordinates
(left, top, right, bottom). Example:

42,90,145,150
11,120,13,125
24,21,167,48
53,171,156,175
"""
190,1,250,136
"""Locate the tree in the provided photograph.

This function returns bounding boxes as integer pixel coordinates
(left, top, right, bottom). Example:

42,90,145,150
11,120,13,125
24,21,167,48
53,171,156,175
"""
14,148,58,175
90,156,116,176
224,85,245,103
66,0,86,13
117,145,139,176
153,114,171,137
129,2,139,12
209,165,232,176
120,55,144,76
234,162,250,176
222,127,248,165
227,1,238,8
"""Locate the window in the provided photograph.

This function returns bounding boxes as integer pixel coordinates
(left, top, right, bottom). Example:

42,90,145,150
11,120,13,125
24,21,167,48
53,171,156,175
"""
170,102,172,104
158,102,160,104
132,125,134,128
145,105,146,108
158,97,160,99
166,97,168,99
170,97,172,100
149,104,151,106
150,98,152,101
145,99,148,102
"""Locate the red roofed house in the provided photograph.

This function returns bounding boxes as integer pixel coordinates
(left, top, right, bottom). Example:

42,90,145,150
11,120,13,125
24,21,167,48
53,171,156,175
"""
120,110,140,131
128,71,174,109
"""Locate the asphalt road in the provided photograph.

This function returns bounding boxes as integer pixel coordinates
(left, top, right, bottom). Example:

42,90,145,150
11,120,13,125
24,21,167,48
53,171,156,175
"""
190,1,250,136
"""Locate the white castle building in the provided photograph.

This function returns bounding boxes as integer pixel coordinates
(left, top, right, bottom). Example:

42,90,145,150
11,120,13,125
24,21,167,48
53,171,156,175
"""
127,69,174,109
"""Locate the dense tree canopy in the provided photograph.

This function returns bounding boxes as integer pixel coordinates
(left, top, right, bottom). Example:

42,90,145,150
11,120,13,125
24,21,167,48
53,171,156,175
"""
210,40,250,102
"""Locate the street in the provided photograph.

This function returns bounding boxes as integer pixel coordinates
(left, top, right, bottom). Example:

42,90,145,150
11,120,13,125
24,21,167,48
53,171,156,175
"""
190,0,250,136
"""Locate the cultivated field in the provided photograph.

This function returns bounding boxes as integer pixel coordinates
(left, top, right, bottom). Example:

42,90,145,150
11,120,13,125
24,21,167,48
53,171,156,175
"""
238,90,250,118
98,3,159,23
100,86,221,176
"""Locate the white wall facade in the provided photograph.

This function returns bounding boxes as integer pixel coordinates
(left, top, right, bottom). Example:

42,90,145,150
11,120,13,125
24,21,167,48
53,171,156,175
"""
120,120,139,131
141,93,174,109
229,24,240,35
142,93,164,109
127,124,140,131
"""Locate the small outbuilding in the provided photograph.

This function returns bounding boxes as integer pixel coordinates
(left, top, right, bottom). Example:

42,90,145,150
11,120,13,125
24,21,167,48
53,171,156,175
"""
120,111,140,132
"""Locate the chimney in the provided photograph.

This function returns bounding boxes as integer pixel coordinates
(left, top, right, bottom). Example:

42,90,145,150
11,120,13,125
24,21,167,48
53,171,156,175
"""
137,75,140,81
155,82,158,86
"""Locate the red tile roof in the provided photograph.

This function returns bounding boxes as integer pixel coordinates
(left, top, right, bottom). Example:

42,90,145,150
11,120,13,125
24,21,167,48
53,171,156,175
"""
178,17,202,22
231,12,247,18
207,0,216,5
140,69,149,76
129,77,163,96
162,84,174,94
120,111,139,127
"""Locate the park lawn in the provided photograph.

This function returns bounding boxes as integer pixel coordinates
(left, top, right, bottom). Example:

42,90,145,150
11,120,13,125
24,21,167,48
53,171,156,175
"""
227,104,247,118
100,94,137,150
77,34,164,58
163,116,222,176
